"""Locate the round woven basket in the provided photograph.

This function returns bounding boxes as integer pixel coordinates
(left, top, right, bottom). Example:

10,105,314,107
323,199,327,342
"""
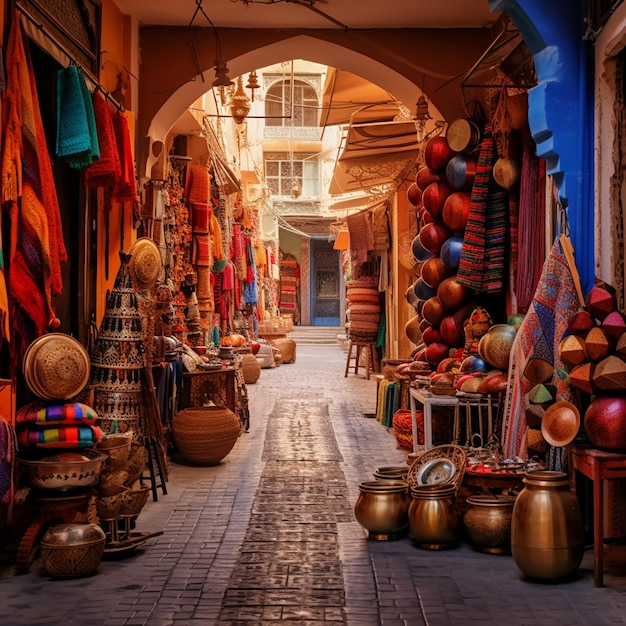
241,353,261,384
172,406,241,465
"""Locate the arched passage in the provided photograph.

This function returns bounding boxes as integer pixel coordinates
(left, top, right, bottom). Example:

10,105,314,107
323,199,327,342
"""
144,35,443,180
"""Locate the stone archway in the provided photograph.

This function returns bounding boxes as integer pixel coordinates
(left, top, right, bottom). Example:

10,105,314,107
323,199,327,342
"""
143,35,441,181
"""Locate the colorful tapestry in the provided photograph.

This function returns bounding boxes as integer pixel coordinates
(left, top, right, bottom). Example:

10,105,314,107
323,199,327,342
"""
502,237,583,459
456,123,507,293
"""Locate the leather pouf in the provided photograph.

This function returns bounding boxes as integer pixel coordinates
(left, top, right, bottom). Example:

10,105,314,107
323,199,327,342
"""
584,396,626,451
271,338,296,364
416,165,445,190
173,406,240,465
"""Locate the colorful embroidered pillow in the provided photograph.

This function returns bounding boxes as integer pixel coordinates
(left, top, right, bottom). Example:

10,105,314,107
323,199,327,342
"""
16,402,98,425
17,425,103,449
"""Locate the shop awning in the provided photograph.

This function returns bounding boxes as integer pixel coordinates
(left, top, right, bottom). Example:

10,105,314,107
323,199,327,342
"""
320,68,404,127
328,119,420,196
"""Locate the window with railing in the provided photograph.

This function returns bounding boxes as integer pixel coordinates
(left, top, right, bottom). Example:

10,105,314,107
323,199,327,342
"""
264,152,320,198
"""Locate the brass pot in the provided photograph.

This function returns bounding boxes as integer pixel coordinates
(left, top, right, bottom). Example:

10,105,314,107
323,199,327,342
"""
408,484,458,549
40,523,106,578
463,494,516,554
511,470,584,581
354,480,410,540
373,466,409,482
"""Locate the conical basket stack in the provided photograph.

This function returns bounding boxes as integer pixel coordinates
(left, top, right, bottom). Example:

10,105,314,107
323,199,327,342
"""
91,254,145,435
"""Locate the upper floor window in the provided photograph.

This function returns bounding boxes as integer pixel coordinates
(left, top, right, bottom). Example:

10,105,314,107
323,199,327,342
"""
265,152,320,198
265,78,319,128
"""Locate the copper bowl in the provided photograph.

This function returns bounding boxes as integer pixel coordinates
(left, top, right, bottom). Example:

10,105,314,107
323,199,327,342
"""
40,523,106,578
19,449,107,490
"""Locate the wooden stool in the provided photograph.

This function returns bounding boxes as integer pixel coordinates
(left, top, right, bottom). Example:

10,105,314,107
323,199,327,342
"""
141,436,168,502
344,341,378,380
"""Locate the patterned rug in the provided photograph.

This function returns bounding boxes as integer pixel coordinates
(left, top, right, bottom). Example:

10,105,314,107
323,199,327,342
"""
502,237,584,460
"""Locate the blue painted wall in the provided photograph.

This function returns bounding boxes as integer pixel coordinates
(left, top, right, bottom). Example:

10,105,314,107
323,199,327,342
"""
490,0,595,296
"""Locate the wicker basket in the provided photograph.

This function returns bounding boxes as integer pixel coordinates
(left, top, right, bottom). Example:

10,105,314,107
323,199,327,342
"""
98,433,133,469
124,441,148,486
119,485,151,517
407,445,467,493
96,491,126,520
172,406,241,465
241,352,261,384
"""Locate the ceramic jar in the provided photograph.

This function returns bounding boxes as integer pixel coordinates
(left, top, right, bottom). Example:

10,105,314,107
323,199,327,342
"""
463,494,516,554
408,484,458,549
354,479,410,540
511,470,584,580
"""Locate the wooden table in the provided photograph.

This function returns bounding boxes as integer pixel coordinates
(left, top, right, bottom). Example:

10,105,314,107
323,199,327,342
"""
180,366,237,413
570,446,626,587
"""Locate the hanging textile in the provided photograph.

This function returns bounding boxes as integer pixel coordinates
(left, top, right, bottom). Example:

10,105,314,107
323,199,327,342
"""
515,126,547,312
112,111,137,203
1,11,67,352
502,237,583,460
456,123,507,293
347,210,374,264
185,164,211,233
371,203,390,251
84,90,121,189
56,65,99,168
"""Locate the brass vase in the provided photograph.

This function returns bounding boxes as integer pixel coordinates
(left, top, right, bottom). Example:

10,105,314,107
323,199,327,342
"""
408,484,458,549
511,470,584,581
463,494,516,554
354,480,410,540
373,465,409,481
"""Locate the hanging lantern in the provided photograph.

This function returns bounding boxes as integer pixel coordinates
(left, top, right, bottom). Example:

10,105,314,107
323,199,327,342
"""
246,70,260,101
229,76,251,124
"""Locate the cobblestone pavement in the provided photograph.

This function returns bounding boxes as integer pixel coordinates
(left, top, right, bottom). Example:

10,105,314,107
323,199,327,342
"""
2,344,626,625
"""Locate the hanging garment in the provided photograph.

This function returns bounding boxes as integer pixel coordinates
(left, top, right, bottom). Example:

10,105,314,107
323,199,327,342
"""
0,415,16,504
2,11,67,350
112,112,137,203
56,65,99,168
84,91,121,189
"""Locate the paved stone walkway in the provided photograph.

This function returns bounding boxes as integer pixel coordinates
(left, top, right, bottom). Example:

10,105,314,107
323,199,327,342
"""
1,344,626,625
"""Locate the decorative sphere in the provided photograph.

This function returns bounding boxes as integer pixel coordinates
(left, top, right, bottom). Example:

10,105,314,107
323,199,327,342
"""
460,355,487,374
478,324,517,369
412,234,435,262
440,235,464,270
426,342,451,365
407,182,423,207
437,276,470,310
416,166,446,190
420,257,451,289
422,296,448,326
419,222,452,254
413,277,437,302
445,154,477,191
424,136,455,172
442,191,471,232
584,396,626,451
440,314,465,347
422,182,454,220
422,326,443,345
419,206,435,227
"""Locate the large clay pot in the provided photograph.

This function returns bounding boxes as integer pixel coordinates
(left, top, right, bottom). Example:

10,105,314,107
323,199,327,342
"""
354,480,410,540
583,396,626,451
172,406,241,465
463,494,516,554
408,484,459,549
478,323,518,370
511,471,584,581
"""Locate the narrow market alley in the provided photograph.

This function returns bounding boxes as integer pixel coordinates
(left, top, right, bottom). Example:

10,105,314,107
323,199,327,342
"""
3,344,626,626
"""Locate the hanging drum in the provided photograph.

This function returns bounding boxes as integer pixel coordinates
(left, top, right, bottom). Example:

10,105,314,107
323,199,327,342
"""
446,118,482,154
